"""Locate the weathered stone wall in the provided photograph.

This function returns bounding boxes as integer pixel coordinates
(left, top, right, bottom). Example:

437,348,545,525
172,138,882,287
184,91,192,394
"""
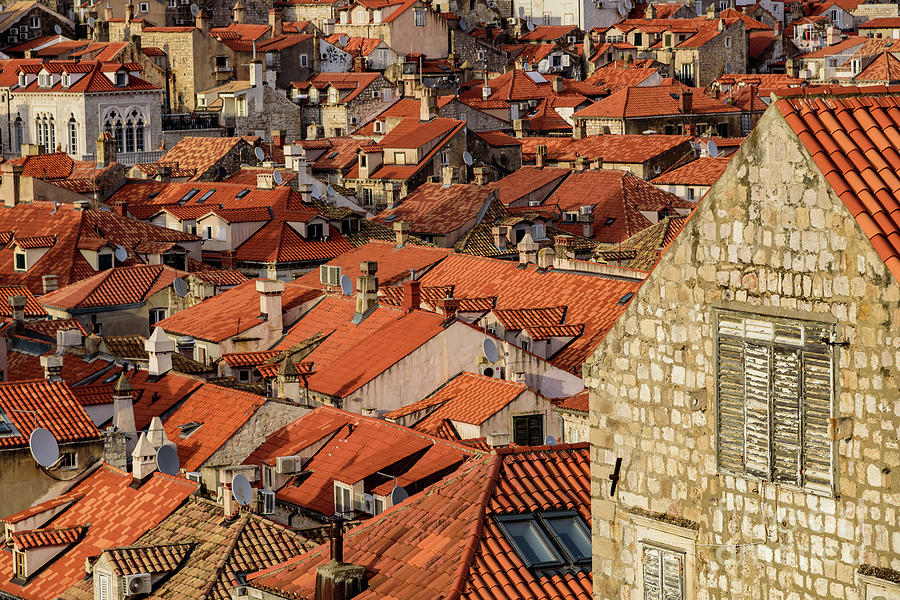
586,104,900,599
693,21,747,87
233,87,305,143
203,400,310,469
451,30,508,73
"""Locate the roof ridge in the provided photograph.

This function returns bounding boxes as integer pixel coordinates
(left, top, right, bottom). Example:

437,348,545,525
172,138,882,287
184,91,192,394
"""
199,512,249,600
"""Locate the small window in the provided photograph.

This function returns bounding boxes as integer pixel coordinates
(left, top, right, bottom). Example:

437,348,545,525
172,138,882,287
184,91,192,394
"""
215,55,228,68
373,121,383,133
393,151,406,165
180,188,200,203
532,223,545,240
115,71,127,86
140,2,149,11
500,519,560,566
414,7,424,25
98,253,113,270
235,189,251,198
14,550,26,579
334,483,353,515
29,16,40,28
178,421,203,438
97,573,111,600
237,369,251,382
265,52,274,67
642,545,684,600
59,451,77,470
512,413,543,446
149,307,167,325
197,189,215,203
307,223,323,240
300,54,308,67
543,515,591,561
688,187,695,201
14,251,26,271
495,511,592,573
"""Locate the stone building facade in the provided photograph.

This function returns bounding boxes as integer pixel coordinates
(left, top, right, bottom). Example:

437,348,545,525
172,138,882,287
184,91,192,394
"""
585,100,900,599
232,86,305,142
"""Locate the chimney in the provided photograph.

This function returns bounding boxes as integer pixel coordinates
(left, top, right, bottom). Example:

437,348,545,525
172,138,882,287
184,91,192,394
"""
353,261,378,321
572,123,585,139
104,2,113,20
222,477,239,518
41,274,59,294
2,163,23,207
233,0,245,23
574,155,587,171
535,144,547,168
276,356,300,401
257,279,285,332
551,77,563,93
826,25,840,45
420,87,438,121
645,3,656,17
195,8,208,32
84,333,101,359
554,234,575,259
718,17,725,31
482,83,492,100
315,518,366,600
578,205,594,238
131,432,156,482
124,1,133,22
353,56,365,72
250,60,263,88
269,7,283,36
402,279,421,312
155,164,172,182
8,295,25,331
257,173,275,189
271,129,284,149
56,328,83,354
473,166,488,185
492,225,508,251
439,296,459,325
40,355,63,382
441,166,456,187
394,221,410,247
513,119,528,138
96,132,116,167
112,372,136,435
517,232,538,265
145,327,175,376
679,90,693,114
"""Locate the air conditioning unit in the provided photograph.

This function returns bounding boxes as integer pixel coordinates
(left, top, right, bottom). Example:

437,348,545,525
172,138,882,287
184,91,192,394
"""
276,455,303,474
362,493,376,515
233,585,248,597
258,490,276,514
186,471,202,483
479,364,504,378
319,264,342,286
567,35,576,43
122,573,152,596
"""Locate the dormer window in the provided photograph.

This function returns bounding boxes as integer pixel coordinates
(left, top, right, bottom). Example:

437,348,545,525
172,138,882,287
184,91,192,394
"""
61,72,70,87
17,72,25,87
37,73,50,88
373,120,383,133
0,409,20,437
14,250,26,271
115,71,127,87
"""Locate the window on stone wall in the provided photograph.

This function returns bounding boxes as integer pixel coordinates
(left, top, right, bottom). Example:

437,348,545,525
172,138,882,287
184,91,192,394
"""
414,8,424,25
642,545,684,600
715,310,835,494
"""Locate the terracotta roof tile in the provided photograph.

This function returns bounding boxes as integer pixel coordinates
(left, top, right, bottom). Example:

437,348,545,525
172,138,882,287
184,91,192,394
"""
158,137,248,181
373,182,500,235
0,380,99,449
38,264,183,310
555,388,588,413
103,542,193,576
0,285,47,317
574,85,740,119
584,65,660,92
11,526,86,550
519,134,691,164
651,156,731,185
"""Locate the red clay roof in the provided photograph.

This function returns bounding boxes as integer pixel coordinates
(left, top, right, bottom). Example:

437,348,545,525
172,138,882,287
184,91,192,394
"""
0,380,99,449
373,182,500,235
858,16,900,28
0,465,196,600
519,134,691,164
556,388,588,413
11,526,86,550
777,93,900,283
158,137,248,181
494,166,570,204
247,444,590,600
574,85,740,119
418,254,640,374
162,382,266,472
855,51,900,82
651,156,731,185
520,25,577,41
0,285,47,317
584,65,660,92
494,305,567,329
38,264,184,310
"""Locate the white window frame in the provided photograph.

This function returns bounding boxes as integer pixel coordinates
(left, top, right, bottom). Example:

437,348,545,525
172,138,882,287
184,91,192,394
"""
139,2,149,11
59,451,77,470
300,54,308,67
29,16,40,28
334,482,353,515
414,7,424,26
631,513,697,600
97,573,111,600
149,307,167,325
13,250,26,271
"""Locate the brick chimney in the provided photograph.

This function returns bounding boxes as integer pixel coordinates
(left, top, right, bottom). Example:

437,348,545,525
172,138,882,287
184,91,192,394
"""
394,221,410,247
315,518,366,600
402,279,421,312
492,225,508,251
145,327,175,376
679,90,693,114
535,144,547,168
271,129,284,149
257,279,285,332
269,7,283,36
353,261,378,322
112,372,136,435
40,355,63,382
439,296,460,325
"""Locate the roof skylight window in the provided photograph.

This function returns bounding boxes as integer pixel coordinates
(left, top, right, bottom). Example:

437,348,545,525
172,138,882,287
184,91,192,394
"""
179,189,200,204
235,189,251,198
197,189,216,204
178,421,203,438
495,511,592,574
0,409,19,438
618,291,635,305
603,217,616,227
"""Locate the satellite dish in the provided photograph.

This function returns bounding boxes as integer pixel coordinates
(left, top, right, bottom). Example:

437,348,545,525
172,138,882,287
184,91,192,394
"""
53,24,62,35
231,473,253,506
463,151,473,166
339,274,353,296
326,185,335,196
254,147,265,162
707,140,719,157
624,0,633,9
156,444,179,475
390,485,409,505
114,245,128,262
190,3,199,16
617,0,627,15
482,338,499,363
30,428,59,468
538,59,550,73
273,170,283,186
459,17,468,31
545,435,557,445
526,20,535,31
88,16,96,27
173,277,188,298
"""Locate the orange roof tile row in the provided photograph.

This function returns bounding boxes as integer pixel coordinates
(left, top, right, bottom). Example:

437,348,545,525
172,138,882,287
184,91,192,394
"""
0,380,100,449
0,285,47,317
493,305,567,329
651,156,731,186
38,264,183,310
373,182,499,235
574,84,740,119
11,526,86,550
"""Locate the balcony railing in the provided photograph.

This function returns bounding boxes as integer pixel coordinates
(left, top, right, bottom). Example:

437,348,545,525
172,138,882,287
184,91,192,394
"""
81,150,165,166
162,113,221,131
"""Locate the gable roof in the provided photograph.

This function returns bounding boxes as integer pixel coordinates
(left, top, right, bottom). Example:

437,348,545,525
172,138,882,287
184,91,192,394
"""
651,156,731,186
0,285,47,317
158,137,249,181
777,92,900,282
373,182,499,235
518,134,692,164
38,264,184,310
493,166,570,204
574,85,740,119
0,380,99,449
246,444,590,600
855,51,900,83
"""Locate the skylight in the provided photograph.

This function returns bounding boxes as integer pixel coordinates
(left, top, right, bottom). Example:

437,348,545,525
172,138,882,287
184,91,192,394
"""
495,511,591,574
603,217,616,227
179,189,200,204
178,421,203,438
0,409,20,438
328,152,339,159
197,189,216,204
618,291,635,305
525,71,547,84
235,189,251,198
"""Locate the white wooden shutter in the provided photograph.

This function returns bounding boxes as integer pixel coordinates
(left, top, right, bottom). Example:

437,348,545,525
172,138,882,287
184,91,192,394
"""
772,346,801,485
716,334,745,475
801,325,835,494
661,551,684,600
743,342,771,479
642,547,662,600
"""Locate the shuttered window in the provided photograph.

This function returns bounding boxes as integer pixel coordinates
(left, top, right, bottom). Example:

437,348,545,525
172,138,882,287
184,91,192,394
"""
642,545,684,600
715,310,835,494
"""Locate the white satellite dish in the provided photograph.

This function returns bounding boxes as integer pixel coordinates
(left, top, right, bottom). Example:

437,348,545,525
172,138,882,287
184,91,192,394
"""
463,151,473,166
156,444,179,475
482,338,499,363
173,277,188,298
339,274,353,296
88,16,96,27
545,435,557,445
538,59,550,73
390,485,409,505
326,185,335,197
29,427,59,468
617,0,627,15
254,147,265,162
273,170,283,186
526,20,535,31
54,24,62,35
459,17,468,31
231,473,253,506
114,245,128,262
707,140,719,157
624,0,633,9
190,3,199,16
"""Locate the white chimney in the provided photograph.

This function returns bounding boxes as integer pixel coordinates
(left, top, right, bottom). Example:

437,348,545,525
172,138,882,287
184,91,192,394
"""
41,355,63,382
145,327,175,376
131,432,157,481
112,372,136,436
257,279,285,331
147,416,174,449
56,328,83,354
250,60,263,88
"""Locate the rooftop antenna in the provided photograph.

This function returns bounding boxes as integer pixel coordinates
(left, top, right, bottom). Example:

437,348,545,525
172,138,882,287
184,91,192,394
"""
29,427,60,468
231,473,253,506
173,276,188,298
339,274,353,296
155,444,179,475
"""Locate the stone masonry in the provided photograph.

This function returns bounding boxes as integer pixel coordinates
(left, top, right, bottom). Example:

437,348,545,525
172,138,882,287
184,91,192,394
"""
585,102,900,599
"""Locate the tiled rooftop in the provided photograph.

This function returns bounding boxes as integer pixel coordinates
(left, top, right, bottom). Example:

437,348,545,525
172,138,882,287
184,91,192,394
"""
38,264,184,310
11,525,86,550
574,84,740,119
0,285,47,318
0,380,99,449
158,137,248,181
373,182,500,235
651,156,731,186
